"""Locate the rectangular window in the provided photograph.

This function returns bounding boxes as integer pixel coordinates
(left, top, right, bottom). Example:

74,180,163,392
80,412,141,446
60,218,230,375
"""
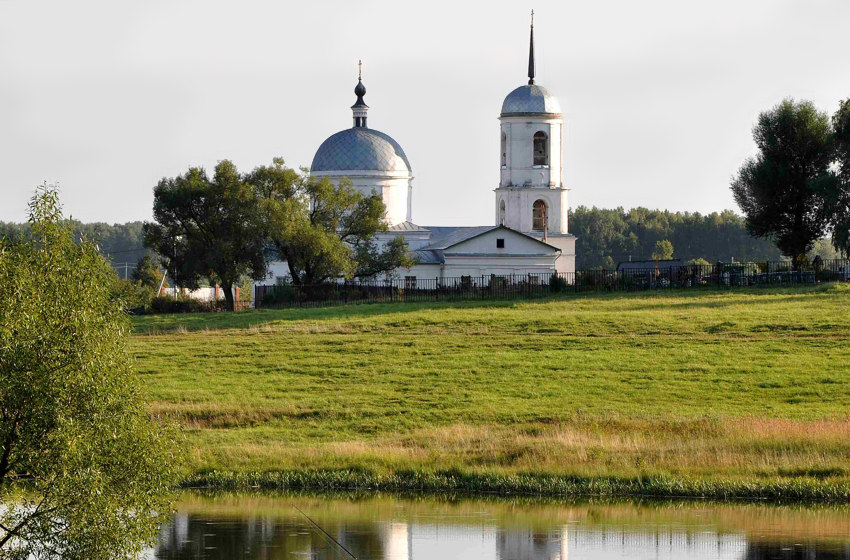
496,238,505,249
404,276,416,290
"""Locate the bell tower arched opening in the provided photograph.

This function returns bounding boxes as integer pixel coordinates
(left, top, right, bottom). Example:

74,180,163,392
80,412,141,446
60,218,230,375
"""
532,199,547,231
533,131,549,167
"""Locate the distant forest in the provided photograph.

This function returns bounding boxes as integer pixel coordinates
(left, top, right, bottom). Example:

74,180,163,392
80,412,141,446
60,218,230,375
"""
571,206,782,268
1,208,843,272
0,221,150,266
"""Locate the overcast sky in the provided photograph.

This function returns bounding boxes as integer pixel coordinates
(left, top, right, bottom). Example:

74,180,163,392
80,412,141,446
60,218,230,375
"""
1,0,849,226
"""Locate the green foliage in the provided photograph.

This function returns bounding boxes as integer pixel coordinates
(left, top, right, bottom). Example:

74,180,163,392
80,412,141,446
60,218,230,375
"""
353,235,416,279
110,277,155,314
0,221,148,265
652,239,674,260
548,273,568,292
0,186,179,560
144,160,269,310
831,99,850,257
131,254,164,288
569,206,782,268
731,98,839,262
148,295,215,314
256,158,413,284
687,258,711,266
809,238,842,261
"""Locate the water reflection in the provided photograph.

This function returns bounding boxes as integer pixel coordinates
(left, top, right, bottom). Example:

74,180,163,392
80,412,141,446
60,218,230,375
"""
144,494,850,560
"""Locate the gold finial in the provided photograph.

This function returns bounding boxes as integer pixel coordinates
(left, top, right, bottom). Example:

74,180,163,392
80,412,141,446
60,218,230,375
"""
358,59,362,81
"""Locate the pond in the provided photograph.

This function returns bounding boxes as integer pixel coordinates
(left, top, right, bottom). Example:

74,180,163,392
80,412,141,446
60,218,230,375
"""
141,493,850,559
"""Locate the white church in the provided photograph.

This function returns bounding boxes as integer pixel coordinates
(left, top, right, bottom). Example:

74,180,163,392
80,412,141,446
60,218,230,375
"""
262,18,575,287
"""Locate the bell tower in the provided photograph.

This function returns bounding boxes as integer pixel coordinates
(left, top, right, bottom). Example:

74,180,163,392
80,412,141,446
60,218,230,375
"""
494,12,575,273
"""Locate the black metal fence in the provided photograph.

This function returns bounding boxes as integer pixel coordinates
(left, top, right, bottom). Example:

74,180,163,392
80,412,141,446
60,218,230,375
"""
253,260,850,309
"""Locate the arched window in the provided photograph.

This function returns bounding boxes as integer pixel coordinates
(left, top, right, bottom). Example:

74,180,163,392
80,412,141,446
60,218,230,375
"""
533,131,549,167
532,199,547,231
499,199,506,224
501,132,507,167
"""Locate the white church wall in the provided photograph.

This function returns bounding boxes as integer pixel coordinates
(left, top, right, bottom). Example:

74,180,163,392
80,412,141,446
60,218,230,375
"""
545,236,576,274
392,263,443,285
443,255,556,279
344,175,412,226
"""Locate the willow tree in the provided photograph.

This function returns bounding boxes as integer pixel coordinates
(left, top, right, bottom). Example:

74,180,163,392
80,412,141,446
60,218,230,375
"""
0,186,178,560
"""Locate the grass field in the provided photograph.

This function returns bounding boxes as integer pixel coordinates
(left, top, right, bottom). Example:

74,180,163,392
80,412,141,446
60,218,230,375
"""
132,284,850,499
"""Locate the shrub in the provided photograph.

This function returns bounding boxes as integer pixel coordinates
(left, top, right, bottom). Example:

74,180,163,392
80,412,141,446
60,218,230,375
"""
549,274,569,292
261,285,298,306
111,277,155,314
149,295,212,314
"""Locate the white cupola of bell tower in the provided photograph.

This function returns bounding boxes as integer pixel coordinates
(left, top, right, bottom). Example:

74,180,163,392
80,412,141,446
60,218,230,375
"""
495,11,569,237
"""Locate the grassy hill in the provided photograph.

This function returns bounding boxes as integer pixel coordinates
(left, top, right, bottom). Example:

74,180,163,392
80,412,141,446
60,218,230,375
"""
132,284,850,499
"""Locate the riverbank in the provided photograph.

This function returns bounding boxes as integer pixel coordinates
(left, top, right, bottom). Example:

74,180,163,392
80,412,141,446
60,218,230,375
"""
182,469,850,502
132,284,850,502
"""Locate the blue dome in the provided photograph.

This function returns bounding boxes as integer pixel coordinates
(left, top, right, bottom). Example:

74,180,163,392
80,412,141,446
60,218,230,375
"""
311,128,411,174
501,84,561,116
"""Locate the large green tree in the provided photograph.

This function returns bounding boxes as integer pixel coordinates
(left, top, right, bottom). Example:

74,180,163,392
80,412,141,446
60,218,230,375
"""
831,99,850,257
731,98,838,262
144,160,268,310
0,186,178,560
256,159,414,285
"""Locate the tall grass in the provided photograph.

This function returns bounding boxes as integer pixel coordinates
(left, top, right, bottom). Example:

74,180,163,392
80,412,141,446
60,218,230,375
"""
133,284,850,500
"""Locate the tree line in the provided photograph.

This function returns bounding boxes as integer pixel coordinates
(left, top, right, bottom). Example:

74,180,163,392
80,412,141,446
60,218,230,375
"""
4,203,841,291
0,220,150,264
570,206,785,268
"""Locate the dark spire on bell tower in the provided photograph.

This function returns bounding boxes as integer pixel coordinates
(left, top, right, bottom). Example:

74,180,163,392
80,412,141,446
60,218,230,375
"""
527,10,536,85
352,60,369,128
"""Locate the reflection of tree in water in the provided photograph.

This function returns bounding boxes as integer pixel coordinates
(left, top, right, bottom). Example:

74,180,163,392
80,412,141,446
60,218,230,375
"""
154,513,387,560
331,520,387,559
744,542,850,560
155,514,309,559
152,510,850,560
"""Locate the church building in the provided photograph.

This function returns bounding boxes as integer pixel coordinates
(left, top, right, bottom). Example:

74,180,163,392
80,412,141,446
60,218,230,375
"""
262,17,576,287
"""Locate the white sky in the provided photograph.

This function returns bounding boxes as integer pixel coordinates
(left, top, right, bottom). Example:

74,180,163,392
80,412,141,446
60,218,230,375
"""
1,0,848,226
